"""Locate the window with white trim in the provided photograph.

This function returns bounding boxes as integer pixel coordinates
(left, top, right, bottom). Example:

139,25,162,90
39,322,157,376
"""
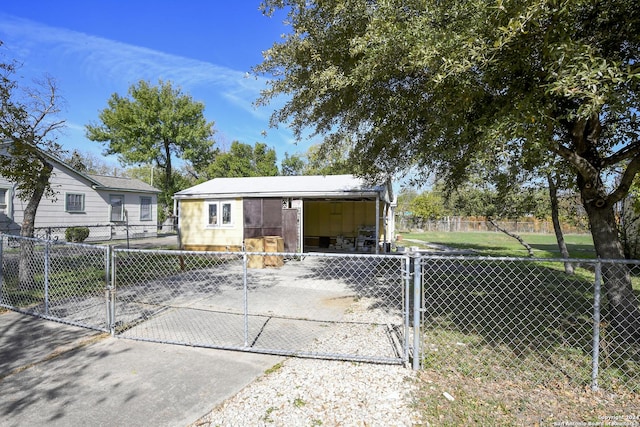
140,197,152,221
206,200,233,227
65,193,85,212
110,194,125,222
0,188,7,214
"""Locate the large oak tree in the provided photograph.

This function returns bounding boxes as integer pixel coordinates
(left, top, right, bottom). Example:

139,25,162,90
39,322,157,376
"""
86,80,216,214
255,0,640,339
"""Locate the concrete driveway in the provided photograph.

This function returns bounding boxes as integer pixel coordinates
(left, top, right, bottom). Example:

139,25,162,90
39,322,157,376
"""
0,310,281,427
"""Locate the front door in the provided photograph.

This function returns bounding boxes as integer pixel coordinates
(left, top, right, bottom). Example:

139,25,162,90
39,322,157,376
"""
282,208,299,252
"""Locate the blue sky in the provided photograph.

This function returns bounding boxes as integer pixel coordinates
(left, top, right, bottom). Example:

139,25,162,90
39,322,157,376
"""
0,1,305,170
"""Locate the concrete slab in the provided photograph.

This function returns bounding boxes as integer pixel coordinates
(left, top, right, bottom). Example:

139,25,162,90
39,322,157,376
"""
0,310,282,427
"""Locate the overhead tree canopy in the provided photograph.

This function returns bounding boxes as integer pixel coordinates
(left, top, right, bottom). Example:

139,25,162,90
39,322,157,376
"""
255,0,640,338
85,79,216,212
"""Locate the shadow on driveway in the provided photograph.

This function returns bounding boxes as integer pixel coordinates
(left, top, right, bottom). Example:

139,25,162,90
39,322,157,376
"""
0,310,281,427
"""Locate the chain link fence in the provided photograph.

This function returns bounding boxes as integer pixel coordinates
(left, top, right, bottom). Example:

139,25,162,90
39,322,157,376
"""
417,255,640,393
2,232,639,394
0,235,109,331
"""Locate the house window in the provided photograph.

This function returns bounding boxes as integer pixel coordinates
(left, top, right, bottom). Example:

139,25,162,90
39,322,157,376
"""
65,193,85,212
140,197,152,221
110,195,125,222
206,200,233,227
0,188,7,214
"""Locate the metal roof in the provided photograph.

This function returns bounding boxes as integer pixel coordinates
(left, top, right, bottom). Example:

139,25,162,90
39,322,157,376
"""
88,174,161,193
1,141,160,194
174,174,389,201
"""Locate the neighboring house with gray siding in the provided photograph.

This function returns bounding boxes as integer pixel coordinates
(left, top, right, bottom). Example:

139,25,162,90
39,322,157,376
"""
0,146,160,241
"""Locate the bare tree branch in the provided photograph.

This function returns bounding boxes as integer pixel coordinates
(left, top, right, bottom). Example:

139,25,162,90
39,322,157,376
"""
609,154,640,205
550,142,599,181
602,140,640,168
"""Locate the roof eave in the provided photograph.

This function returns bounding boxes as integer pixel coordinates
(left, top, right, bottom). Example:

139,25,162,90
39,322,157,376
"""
93,185,162,194
174,190,385,200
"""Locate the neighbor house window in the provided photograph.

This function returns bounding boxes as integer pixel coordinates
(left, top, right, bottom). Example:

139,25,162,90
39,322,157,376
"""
110,195,125,222
0,188,7,214
206,200,233,227
65,193,85,212
140,197,152,221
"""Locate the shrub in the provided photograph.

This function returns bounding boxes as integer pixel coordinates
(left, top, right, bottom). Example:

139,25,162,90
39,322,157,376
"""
65,226,90,243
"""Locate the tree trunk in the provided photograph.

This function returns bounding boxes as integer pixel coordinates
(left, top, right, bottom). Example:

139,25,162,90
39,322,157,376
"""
18,162,52,291
161,140,174,217
561,115,640,342
582,190,640,342
547,174,574,275
486,216,535,257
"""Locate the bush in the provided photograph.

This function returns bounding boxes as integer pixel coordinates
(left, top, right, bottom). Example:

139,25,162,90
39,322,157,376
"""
65,227,90,243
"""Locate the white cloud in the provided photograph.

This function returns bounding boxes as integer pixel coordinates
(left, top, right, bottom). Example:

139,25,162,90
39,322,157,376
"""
0,13,271,118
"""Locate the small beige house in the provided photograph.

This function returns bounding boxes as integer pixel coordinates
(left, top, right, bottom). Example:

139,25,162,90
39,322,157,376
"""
173,174,395,253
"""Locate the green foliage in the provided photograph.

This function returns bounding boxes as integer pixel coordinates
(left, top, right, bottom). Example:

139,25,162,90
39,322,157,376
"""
303,142,352,175
65,226,90,243
255,0,640,216
280,142,353,176
409,191,448,221
280,152,306,176
85,79,216,210
207,141,278,178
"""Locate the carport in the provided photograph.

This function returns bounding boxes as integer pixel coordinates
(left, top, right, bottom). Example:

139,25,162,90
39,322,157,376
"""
174,174,396,254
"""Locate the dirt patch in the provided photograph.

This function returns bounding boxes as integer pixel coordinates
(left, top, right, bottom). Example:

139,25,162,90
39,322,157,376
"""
321,295,357,309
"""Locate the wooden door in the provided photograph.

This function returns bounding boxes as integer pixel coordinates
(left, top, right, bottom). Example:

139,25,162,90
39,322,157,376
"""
282,208,299,252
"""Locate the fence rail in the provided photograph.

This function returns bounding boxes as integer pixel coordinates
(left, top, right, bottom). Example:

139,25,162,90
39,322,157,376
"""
27,224,174,243
1,234,638,394
397,218,589,234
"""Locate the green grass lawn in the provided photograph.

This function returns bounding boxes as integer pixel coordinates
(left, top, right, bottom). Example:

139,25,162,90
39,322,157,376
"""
399,230,596,258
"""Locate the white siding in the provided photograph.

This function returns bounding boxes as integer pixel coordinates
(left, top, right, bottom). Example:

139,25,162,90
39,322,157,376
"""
1,159,158,236
11,164,107,227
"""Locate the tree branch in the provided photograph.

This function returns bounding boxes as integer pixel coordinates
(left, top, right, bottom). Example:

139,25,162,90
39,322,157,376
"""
550,142,599,181
602,140,640,168
608,154,640,205
486,216,535,257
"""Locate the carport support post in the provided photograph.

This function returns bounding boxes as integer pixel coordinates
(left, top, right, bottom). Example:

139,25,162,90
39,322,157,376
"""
412,252,422,370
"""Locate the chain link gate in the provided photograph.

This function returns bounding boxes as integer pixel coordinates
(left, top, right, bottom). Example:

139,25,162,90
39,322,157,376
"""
0,235,110,331
109,248,411,364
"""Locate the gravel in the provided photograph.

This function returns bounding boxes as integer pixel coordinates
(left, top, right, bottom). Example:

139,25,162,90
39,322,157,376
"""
190,298,424,427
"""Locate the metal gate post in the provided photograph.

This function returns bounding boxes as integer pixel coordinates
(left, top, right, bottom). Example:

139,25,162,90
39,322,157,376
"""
412,252,422,370
0,236,4,301
591,258,602,391
403,254,411,365
106,246,116,336
243,250,249,347
44,237,50,315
